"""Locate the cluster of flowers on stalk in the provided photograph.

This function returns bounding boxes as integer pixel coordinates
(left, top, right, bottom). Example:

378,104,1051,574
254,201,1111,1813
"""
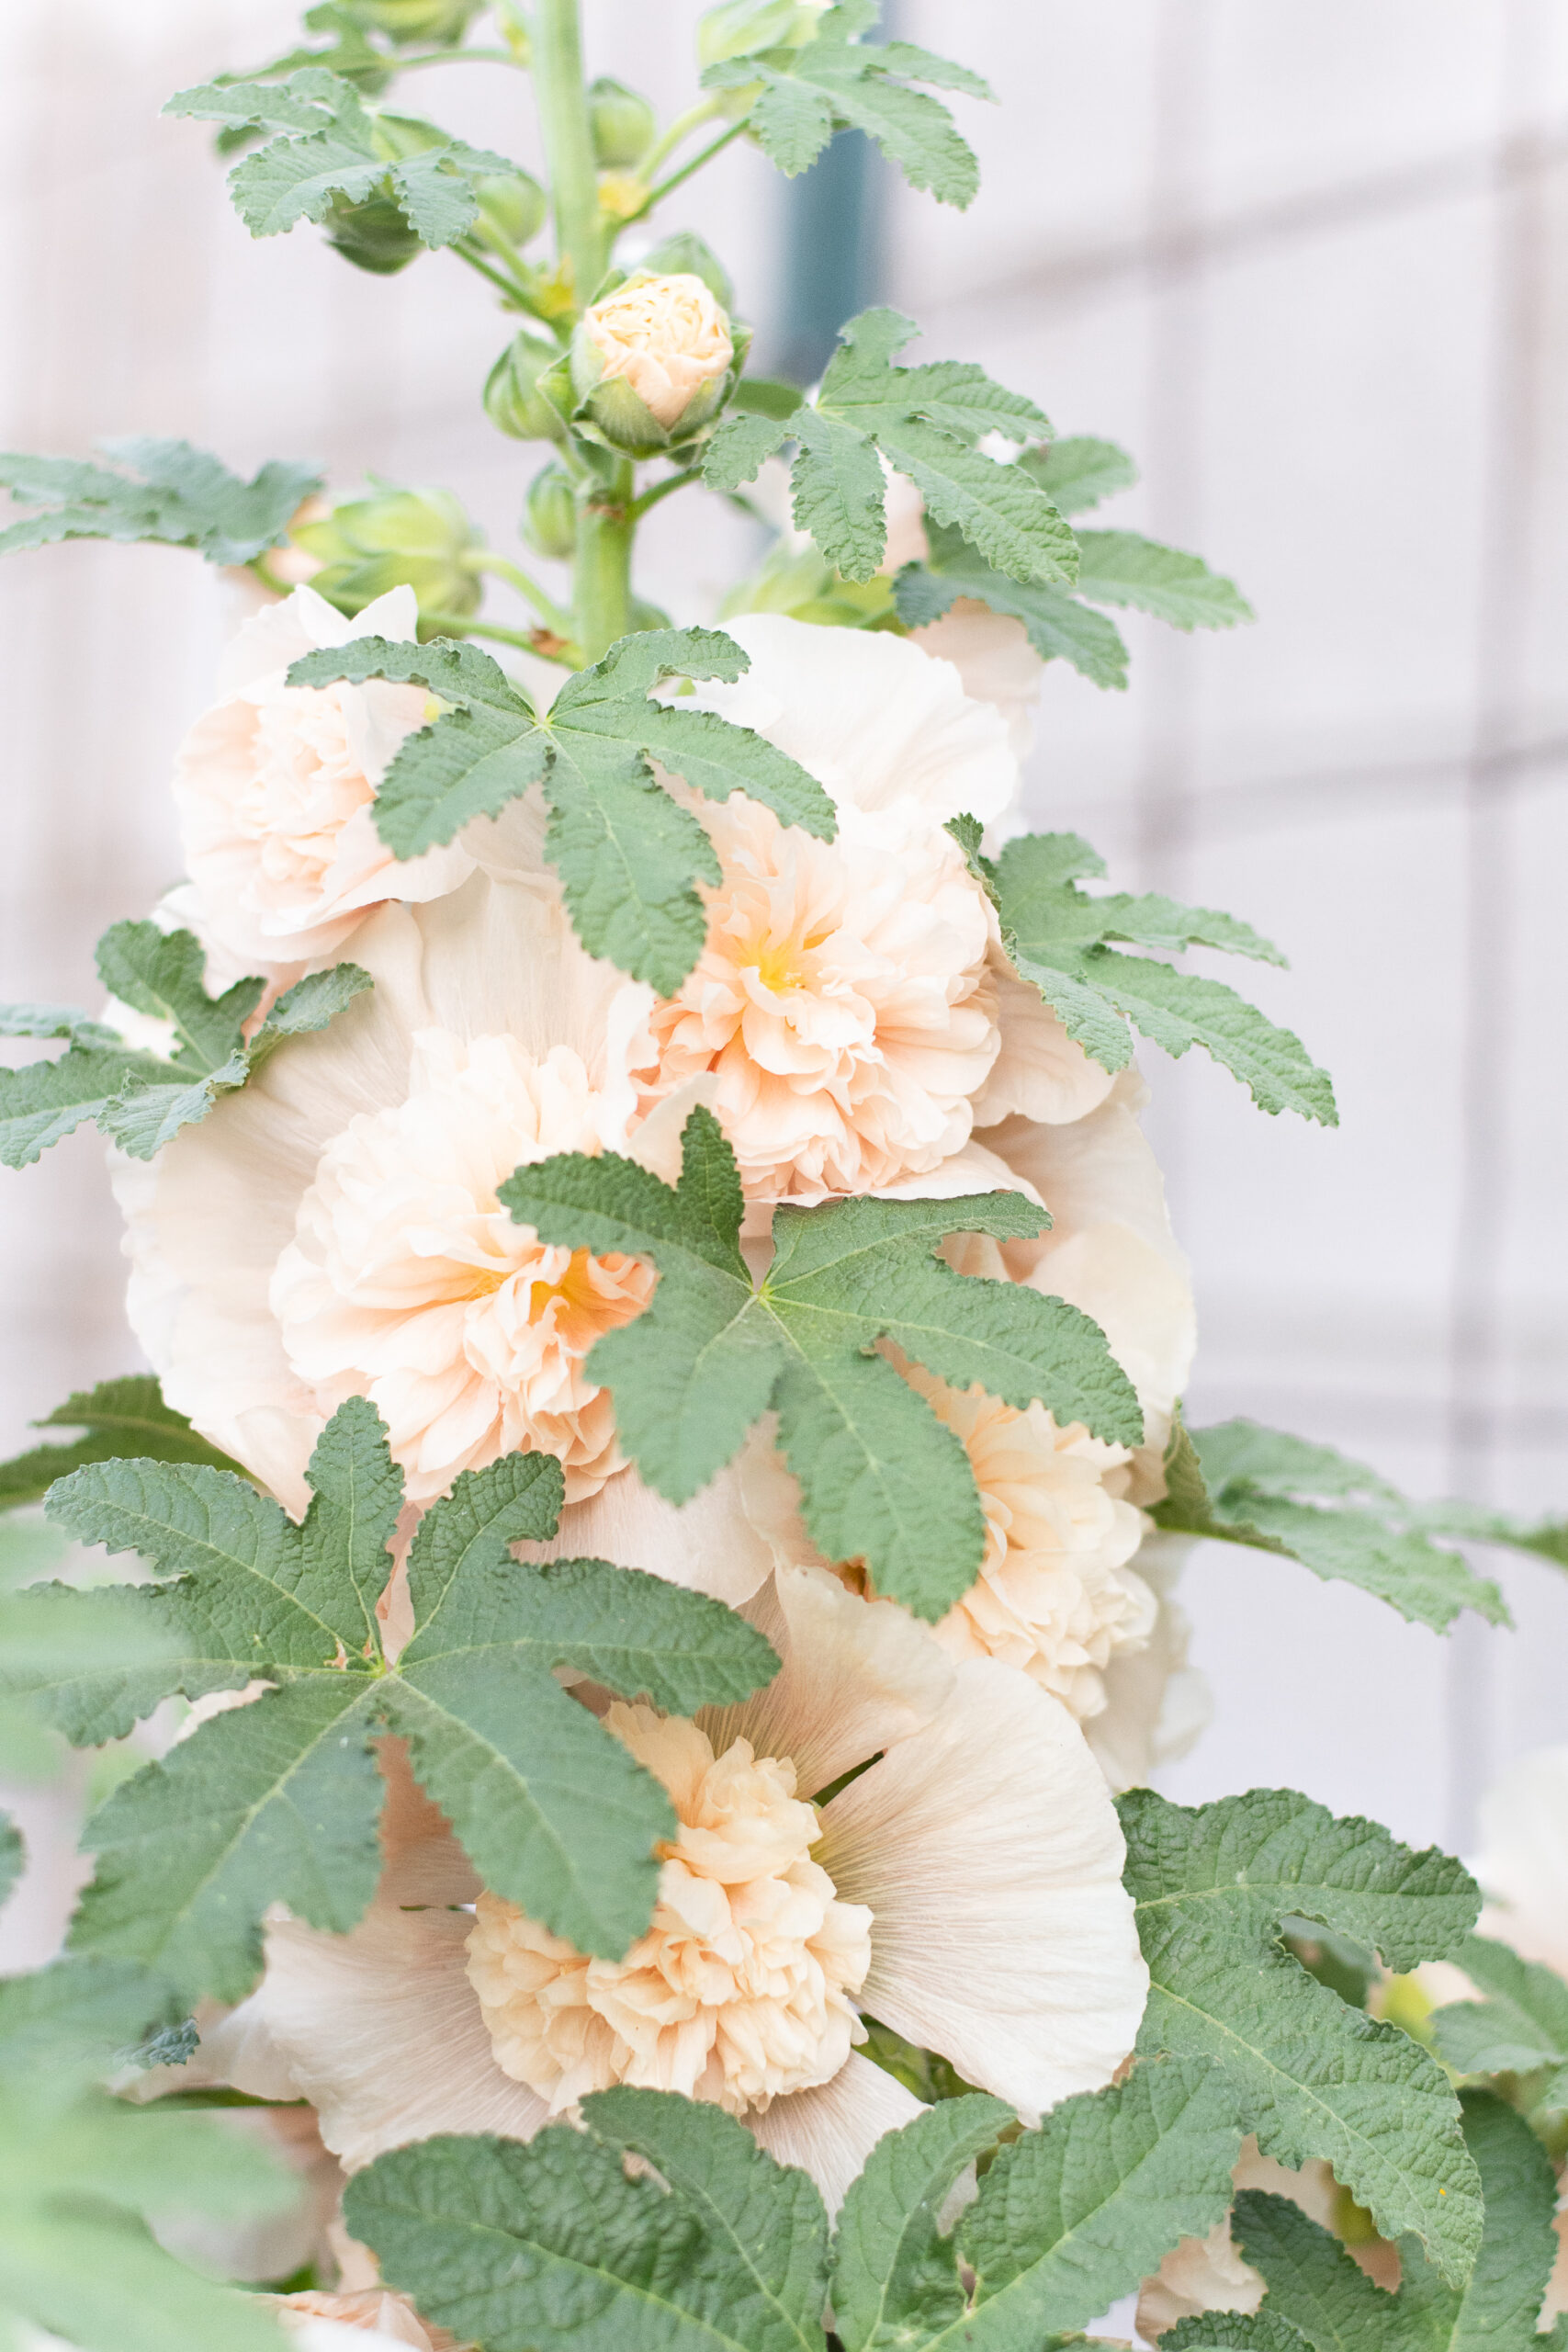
107,278,1208,2313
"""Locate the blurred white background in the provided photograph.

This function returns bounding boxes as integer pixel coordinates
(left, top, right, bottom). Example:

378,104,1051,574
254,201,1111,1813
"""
2,0,1566,1941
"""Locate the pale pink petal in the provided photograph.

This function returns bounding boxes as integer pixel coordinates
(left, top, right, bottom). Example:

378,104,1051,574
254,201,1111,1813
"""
745,2050,926,2213
699,1566,954,1802
820,1657,1146,2116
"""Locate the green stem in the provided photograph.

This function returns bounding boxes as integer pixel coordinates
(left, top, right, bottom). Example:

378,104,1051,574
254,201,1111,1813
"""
637,94,723,181
625,119,748,223
533,0,604,309
573,459,635,662
451,236,526,305
388,44,527,68
463,548,573,633
629,467,702,522
421,608,557,650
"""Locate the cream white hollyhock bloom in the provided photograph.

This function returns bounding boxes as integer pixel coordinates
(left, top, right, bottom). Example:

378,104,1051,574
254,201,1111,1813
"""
199,1570,1147,2211
175,582,474,972
637,615,1111,1200
115,823,726,1523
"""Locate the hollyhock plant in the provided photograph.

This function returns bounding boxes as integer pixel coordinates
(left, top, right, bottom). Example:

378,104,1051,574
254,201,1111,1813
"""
0,5,1554,2345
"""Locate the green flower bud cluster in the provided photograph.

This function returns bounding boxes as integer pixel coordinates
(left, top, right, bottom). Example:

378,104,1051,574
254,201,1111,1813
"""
290,486,483,632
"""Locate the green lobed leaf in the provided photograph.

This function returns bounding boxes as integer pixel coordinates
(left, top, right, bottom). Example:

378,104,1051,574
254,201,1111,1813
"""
0,437,321,565
0,1043,174,1168
895,533,1132,691
0,926,370,1169
0,1955,184,2084
1239,2091,1562,2349
1163,2321,1314,2352
705,310,1069,586
703,11,984,206
990,832,1337,1122
1429,1934,1568,2092
832,2094,1013,2352
38,1400,780,1996
500,1108,1142,1622
287,627,831,993
1121,1786,1483,2281
0,1375,239,1511
1231,2189,1393,2350
1153,1419,1511,1634
1020,436,1138,516
346,2093,831,2352
1073,529,1254,629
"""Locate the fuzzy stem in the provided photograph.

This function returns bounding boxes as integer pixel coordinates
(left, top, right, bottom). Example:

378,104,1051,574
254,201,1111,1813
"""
533,0,604,311
573,459,636,662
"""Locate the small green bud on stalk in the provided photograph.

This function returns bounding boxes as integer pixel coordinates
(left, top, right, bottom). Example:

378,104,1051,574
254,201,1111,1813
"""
569,271,745,459
484,330,569,443
473,168,547,252
321,111,446,276
324,191,423,275
290,486,483,632
587,77,657,170
335,0,484,45
521,463,578,561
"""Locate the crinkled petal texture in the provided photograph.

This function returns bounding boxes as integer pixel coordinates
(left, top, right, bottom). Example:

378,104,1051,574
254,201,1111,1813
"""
640,615,1036,1200
175,582,474,969
117,842,664,1513
203,1573,1142,2210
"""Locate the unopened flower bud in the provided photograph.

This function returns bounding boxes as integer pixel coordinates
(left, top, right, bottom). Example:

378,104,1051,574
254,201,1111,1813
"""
521,463,577,561
340,0,483,46
588,77,657,170
483,329,568,443
473,167,547,250
290,486,482,630
570,270,738,457
323,190,423,275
